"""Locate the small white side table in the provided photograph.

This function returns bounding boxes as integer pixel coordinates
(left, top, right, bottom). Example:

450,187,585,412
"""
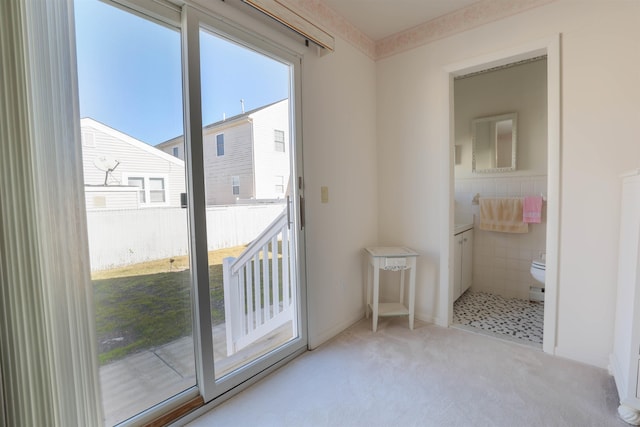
364,246,419,332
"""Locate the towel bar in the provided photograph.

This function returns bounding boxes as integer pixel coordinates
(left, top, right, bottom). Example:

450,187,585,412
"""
472,193,546,205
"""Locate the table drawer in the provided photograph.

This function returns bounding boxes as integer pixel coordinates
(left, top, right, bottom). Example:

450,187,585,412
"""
383,257,408,270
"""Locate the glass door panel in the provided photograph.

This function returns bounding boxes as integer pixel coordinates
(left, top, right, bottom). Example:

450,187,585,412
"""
197,28,299,381
74,1,194,424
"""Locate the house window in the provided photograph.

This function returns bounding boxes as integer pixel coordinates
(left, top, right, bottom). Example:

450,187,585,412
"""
232,176,240,195
81,130,95,147
216,133,224,156
128,177,146,204
149,178,166,203
274,129,285,152
127,176,167,205
275,175,284,194
172,146,179,157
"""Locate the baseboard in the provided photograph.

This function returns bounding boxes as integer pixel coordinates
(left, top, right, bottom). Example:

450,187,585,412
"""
308,312,364,350
608,353,617,377
415,312,439,325
308,311,440,350
554,345,609,369
609,352,627,400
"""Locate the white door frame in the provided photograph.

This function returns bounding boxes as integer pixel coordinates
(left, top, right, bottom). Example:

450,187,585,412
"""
441,35,561,355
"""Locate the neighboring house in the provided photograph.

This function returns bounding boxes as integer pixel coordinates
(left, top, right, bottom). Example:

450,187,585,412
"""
158,99,290,205
80,118,186,210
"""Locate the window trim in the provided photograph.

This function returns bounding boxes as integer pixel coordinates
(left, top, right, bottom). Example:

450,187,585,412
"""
274,175,284,194
82,130,96,147
216,133,224,156
122,173,170,207
274,129,285,152
232,175,240,195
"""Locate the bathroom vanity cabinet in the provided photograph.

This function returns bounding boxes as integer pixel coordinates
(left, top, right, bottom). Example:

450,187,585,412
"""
612,170,640,425
454,225,473,301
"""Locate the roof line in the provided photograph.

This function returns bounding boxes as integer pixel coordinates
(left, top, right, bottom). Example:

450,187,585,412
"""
158,98,288,146
80,118,185,166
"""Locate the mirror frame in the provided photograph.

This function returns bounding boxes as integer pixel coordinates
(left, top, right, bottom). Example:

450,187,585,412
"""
472,112,517,173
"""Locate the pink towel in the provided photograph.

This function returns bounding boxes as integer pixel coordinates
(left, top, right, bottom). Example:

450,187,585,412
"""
523,196,543,223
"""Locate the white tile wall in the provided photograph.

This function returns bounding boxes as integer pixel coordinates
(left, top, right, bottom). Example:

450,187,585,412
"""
455,175,547,300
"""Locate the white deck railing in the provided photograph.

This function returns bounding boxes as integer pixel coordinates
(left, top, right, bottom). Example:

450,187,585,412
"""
222,207,296,356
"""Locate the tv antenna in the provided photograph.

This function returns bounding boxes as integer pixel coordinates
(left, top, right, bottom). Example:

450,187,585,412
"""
93,155,120,186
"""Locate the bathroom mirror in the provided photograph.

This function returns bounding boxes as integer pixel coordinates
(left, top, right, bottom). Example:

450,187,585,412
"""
472,112,517,173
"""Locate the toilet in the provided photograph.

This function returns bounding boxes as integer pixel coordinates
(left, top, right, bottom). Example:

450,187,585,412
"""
530,260,546,284
530,259,545,301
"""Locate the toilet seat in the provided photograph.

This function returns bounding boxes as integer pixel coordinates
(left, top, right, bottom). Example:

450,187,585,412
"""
530,260,546,301
532,260,546,270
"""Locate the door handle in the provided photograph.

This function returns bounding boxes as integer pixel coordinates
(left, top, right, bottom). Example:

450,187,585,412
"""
286,195,291,229
299,195,305,229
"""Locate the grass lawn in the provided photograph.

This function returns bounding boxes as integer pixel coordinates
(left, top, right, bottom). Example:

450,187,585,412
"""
92,245,245,365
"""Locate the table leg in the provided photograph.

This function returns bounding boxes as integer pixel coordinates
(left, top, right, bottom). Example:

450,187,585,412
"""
365,262,371,318
399,269,405,305
372,263,379,332
408,260,416,330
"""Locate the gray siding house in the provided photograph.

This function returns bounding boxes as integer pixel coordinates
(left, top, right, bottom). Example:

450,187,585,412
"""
81,118,186,210
158,99,290,205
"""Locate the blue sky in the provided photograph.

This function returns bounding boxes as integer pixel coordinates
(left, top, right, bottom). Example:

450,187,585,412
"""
74,0,289,145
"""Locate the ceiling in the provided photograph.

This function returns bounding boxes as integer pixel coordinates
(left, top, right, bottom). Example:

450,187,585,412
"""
322,0,481,41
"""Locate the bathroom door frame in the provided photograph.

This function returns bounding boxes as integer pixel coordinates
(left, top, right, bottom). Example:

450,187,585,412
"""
441,35,561,355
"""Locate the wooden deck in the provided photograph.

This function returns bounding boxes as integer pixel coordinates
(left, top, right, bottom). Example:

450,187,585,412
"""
100,321,294,426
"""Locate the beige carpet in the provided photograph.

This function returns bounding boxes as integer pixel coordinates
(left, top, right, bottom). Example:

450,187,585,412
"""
185,317,627,427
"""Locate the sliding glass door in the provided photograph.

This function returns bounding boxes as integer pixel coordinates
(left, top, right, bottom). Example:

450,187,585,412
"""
75,2,195,424
198,26,298,381
75,1,306,424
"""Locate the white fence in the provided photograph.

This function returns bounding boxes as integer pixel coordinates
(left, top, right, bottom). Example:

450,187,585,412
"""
86,204,284,271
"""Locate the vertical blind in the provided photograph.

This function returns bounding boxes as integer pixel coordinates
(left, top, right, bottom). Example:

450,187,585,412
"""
0,0,102,425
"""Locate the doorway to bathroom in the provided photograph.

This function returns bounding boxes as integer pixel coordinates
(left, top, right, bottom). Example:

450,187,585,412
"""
443,37,561,354
451,57,547,348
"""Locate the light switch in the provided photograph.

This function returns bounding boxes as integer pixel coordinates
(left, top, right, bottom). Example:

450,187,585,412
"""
321,186,329,203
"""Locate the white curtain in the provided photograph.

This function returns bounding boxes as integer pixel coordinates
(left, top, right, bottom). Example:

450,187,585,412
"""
0,0,102,425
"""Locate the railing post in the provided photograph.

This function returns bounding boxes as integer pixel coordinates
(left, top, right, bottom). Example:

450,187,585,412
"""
282,226,290,308
264,243,271,320
223,257,237,356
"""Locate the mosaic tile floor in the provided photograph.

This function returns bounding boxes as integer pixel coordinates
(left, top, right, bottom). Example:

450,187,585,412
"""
453,291,544,347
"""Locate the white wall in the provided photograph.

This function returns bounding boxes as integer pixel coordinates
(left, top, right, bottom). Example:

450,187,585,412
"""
302,37,378,348
376,0,640,367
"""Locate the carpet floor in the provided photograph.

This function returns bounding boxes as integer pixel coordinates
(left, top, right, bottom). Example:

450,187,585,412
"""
185,318,626,427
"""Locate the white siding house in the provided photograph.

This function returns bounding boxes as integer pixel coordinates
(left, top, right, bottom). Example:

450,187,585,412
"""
81,118,186,210
158,99,290,205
